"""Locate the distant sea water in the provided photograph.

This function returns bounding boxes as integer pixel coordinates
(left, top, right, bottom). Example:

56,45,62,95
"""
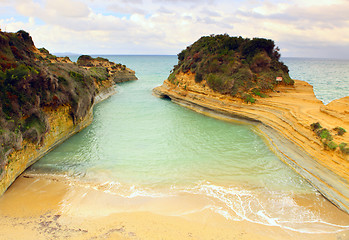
283,57,349,104
28,55,349,233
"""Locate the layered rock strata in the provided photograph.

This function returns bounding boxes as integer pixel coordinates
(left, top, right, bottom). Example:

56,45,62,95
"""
153,71,349,214
0,84,116,195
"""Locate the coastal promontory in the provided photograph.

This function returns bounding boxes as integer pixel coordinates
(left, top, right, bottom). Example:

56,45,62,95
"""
0,30,137,195
153,34,349,213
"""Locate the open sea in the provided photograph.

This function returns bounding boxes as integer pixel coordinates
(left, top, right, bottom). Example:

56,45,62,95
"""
27,56,349,233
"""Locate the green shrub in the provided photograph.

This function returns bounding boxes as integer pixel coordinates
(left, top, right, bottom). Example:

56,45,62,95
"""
241,93,256,103
38,48,57,60
0,31,113,159
251,88,267,98
242,38,275,62
206,73,233,94
195,72,203,83
168,71,176,84
334,127,346,136
310,122,322,131
339,143,349,154
4,64,30,83
69,71,84,83
316,128,333,141
77,55,93,66
326,141,337,151
96,57,109,62
250,52,271,73
89,67,108,81
169,34,292,101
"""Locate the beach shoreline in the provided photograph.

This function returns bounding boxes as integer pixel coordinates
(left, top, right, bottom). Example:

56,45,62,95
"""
1,173,349,240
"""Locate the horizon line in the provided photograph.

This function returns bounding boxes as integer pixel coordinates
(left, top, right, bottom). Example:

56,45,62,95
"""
53,53,349,61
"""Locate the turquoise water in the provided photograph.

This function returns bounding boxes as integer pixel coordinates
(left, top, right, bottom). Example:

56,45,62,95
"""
283,58,349,104
28,56,349,232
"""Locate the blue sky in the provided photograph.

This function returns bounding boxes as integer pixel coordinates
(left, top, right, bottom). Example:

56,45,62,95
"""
1,0,349,58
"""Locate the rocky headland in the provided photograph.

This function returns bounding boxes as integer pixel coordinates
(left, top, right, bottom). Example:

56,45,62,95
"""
76,55,138,83
0,30,137,195
153,34,349,213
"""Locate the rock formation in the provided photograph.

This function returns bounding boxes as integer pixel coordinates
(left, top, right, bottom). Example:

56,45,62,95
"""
0,30,137,195
153,34,349,214
77,55,138,83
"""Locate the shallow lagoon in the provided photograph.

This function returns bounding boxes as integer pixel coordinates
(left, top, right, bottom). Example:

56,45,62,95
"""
26,56,349,233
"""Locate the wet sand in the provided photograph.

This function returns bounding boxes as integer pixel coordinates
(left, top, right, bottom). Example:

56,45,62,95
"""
1,174,349,240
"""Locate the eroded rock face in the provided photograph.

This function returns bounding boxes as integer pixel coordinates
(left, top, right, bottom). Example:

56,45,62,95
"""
321,97,349,124
112,69,138,83
153,72,349,214
0,31,135,196
153,34,349,213
77,55,138,83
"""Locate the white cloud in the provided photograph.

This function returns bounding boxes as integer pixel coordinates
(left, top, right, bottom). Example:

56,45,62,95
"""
45,0,90,18
0,0,348,58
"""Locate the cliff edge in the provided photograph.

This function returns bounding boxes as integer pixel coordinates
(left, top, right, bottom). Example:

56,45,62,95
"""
77,55,138,83
0,30,137,195
153,34,349,214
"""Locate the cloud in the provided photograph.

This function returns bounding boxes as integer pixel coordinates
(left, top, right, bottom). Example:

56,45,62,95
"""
152,0,214,3
200,9,221,17
45,0,90,18
157,6,173,14
107,3,146,15
0,0,348,58
15,0,90,19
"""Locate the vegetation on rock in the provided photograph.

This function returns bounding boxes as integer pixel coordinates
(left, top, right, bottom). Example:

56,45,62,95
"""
334,127,346,136
77,55,137,83
339,143,349,154
310,122,322,131
0,30,134,177
169,34,293,99
310,122,347,152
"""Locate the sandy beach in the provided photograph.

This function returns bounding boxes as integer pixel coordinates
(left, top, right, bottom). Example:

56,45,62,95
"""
0,174,348,240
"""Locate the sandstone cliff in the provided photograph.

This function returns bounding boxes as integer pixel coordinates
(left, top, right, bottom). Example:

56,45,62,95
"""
0,30,135,195
153,71,349,213
77,55,138,83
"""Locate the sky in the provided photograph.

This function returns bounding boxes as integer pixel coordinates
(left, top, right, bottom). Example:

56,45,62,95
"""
0,0,348,58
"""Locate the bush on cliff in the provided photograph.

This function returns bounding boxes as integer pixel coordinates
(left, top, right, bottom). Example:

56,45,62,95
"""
171,34,293,100
317,128,333,141
334,127,346,136
339,143,349,154
0,31,98,173
0,31,135,180
310,122,322,131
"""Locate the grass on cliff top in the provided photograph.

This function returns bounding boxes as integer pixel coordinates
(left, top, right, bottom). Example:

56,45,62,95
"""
77,55,127,71
0,30,99,169
170,34,293,99
0,30,134,173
